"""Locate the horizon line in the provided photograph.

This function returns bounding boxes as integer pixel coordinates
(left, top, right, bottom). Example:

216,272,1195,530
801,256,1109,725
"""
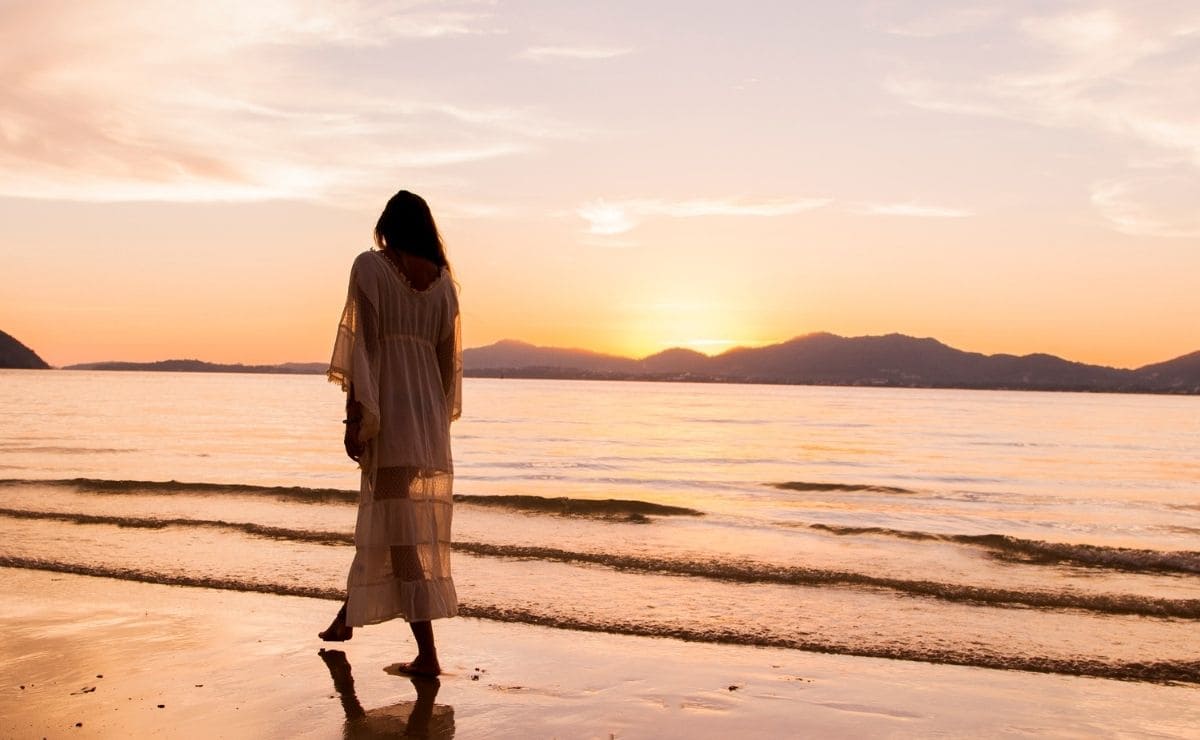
46,331,1199,372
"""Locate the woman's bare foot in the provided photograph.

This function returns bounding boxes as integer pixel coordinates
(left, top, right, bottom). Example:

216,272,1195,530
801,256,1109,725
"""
400,620,440,676
390,656,441,677
319,622,353,642
319,604,353,642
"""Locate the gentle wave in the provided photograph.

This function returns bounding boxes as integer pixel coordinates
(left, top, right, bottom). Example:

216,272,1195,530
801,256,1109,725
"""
0,478,699,519
2,556,1197,685
773,481,918,495
0,445,138,454
0,477,356,503
3,507,1196,619
454,542,1200,620
806,523,1200,576
454,494,702,520
0,507,352,546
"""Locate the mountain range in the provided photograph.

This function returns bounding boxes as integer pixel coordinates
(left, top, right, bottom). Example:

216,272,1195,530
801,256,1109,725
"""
6,328,1198,394
463,334,1200,394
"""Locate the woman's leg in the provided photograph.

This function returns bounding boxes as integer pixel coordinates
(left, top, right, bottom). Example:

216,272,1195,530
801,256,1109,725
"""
402,620,441,676
386,544,442,675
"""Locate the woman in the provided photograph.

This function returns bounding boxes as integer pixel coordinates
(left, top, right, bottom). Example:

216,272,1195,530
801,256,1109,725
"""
321,190,462,678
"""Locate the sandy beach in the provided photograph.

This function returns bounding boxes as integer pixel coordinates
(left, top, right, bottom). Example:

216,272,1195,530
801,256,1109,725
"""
2,567,1196,739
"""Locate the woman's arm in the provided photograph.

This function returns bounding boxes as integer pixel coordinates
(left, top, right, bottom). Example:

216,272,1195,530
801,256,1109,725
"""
329,253,382,458
436,291,462,421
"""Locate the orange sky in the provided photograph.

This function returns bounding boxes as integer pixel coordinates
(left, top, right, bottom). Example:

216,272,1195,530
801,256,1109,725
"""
2,2,1198,369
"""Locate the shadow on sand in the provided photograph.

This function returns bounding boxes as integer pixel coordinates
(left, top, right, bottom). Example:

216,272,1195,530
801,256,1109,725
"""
319,648,455,739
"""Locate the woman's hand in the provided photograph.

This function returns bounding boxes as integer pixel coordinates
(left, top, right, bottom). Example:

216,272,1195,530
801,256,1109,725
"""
344,393,366,462
344,420,365,462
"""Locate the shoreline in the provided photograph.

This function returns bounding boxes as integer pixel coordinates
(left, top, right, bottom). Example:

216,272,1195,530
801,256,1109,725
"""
3,568,1198,738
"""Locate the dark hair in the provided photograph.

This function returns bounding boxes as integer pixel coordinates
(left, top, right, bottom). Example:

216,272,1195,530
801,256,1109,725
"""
373,190,450,271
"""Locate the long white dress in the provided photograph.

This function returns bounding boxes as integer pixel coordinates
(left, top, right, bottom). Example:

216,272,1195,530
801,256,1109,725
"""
327,249,462,625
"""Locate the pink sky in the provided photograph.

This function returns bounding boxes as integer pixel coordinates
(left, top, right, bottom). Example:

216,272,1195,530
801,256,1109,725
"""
2,1,1198,368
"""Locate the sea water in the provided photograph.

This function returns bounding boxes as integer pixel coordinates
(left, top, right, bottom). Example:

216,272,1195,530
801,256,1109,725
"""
1,370,1198,683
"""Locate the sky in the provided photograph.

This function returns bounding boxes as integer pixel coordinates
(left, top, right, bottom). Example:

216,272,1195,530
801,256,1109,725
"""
1,0,1198,368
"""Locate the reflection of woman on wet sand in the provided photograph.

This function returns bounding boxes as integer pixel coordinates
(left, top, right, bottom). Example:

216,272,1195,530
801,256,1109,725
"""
320,190,462,678
319,649,455,739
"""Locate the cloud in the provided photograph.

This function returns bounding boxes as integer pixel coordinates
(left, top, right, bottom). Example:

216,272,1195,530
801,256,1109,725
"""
519,45,632,61
855,202,972,218
886,8,1200,163
1090,174,1200,238
880,3,1200,234
578,201,638,235
0,0,556,204
577,197,830,235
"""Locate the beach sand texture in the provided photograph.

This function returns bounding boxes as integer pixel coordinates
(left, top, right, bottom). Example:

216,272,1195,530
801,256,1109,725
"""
3,568,1198,739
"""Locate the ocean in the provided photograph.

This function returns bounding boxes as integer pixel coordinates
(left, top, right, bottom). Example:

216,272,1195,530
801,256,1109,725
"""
2,370,1198,684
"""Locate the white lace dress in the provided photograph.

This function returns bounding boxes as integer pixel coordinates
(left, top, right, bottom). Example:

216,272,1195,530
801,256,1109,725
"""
328,249,462,625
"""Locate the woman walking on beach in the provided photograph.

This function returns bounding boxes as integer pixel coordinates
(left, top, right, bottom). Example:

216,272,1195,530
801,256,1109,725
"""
320,190,462,677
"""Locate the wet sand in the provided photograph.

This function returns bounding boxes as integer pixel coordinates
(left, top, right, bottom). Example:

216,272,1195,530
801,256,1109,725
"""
2,567,1197,738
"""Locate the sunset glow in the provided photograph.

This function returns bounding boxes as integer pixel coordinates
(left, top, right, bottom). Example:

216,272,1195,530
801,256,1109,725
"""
2,1,1199,368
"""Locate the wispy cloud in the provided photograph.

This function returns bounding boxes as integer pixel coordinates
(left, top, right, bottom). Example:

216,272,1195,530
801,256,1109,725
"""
1090,175,1200,238
519,45,632,61
578,202,639,235
146,0,501,46
0,0,550,204
577,197,831,235
855,202,972,218
880,3,1200,235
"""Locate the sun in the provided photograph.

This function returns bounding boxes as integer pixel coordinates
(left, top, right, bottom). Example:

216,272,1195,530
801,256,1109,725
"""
613,297,766,358
671,338,745,355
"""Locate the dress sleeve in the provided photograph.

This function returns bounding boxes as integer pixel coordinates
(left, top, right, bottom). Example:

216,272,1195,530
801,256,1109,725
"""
437,282,462,422
328,255,382,442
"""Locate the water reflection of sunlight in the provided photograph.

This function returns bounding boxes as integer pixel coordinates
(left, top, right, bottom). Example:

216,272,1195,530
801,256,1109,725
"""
318,649,455,739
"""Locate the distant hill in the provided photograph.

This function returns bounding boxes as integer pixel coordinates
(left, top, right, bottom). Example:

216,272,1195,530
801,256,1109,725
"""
65,359,327,375
461,340,638,375
1133,351,1200,393
462,340,719,378
0,330,50,369
464,333,1200,395
640,347,712,375
44,333,1200,394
